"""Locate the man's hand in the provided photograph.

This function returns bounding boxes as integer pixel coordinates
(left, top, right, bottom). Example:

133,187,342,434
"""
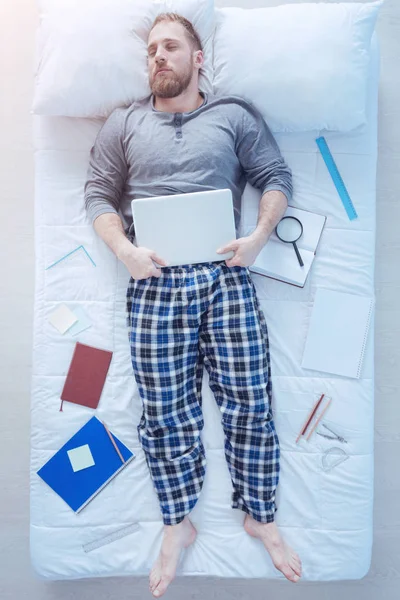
119,244,169,280
216,232,266,268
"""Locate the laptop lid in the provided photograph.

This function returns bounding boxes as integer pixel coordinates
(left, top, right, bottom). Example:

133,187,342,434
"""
130,189,236,267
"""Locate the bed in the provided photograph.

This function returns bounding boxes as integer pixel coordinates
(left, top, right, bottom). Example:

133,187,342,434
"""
30,0,380,582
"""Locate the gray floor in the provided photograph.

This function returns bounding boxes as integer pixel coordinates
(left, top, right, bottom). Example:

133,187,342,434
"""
1,0,399,598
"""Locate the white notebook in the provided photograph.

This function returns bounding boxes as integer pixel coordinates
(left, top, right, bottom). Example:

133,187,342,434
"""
244,206,326,287
301,288,374,379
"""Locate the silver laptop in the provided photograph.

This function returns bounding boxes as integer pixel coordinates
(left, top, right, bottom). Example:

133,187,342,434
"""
130,189,236,267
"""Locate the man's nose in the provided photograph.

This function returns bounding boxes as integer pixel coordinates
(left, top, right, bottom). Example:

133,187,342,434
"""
155,52,166,63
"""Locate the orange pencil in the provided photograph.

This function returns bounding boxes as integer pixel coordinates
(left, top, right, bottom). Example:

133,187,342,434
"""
101,420,125,464
306,398,332,441
295,393,325,444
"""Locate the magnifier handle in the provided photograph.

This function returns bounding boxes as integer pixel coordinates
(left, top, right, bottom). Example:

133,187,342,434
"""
293,242,304,267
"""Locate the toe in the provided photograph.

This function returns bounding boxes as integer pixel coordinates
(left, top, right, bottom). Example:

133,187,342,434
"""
150,582,157,594
290,557,302,576
290,552,302,569
149,572,160,592
282,565,299,583
151,577,162,594
292,552,301,564
292,563,302,577
153,575,171,597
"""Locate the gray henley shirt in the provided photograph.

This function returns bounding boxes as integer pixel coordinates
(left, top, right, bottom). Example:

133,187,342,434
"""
84,91,293,243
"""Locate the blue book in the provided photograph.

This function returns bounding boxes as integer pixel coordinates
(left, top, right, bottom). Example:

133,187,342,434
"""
37,416,135,513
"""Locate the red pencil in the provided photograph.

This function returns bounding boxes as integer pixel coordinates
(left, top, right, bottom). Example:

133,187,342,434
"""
306,398,332,441
295,393,325,444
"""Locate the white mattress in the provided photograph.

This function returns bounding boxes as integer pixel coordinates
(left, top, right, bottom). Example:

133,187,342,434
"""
30,35,379,582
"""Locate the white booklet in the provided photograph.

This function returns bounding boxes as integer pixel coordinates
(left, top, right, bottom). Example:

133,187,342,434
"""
301,288,374,379
244,206,326,288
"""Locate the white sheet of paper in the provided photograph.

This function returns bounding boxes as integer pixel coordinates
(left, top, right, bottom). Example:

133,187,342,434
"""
67,444,95,472
243,205,326,252
48,304,78,334
249,238,314,287
267,206,326,252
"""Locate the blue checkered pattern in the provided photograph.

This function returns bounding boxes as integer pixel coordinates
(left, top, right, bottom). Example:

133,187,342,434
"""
126,261,280,525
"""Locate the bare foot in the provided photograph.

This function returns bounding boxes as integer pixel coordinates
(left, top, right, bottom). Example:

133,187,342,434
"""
244,514,302,583
149,516,197,597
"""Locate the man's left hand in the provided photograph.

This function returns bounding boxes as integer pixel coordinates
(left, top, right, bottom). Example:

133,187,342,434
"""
216,232,267,268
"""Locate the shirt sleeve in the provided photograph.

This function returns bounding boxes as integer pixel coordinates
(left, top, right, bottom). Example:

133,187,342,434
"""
235,101,293,203
84,107,128,225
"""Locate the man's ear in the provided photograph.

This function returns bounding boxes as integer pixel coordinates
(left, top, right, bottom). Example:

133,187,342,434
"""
195,50,204,69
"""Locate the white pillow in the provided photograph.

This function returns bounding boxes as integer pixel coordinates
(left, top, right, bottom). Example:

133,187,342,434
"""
212,1,383,132
32,0,215,118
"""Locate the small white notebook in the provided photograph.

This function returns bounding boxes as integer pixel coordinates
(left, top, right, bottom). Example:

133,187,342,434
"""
245,206,326,287
301,288,374,379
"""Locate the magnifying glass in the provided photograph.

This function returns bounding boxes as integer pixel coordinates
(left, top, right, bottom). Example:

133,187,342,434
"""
275,216,304,267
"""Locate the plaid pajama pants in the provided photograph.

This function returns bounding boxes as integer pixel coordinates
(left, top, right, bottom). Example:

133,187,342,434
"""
126,260,280,525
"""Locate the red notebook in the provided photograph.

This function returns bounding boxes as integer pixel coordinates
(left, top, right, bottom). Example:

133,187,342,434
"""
60,342,113,412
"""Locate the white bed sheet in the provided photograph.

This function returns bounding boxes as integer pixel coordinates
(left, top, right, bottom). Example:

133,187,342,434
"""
29,35,379,582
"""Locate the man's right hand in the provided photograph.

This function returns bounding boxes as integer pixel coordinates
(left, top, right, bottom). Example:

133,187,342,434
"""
119,243,169,281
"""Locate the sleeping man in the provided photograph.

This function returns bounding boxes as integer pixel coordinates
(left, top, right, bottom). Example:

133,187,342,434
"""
84,12,302,597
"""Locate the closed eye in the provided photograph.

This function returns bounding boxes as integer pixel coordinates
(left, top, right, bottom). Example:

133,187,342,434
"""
148,45,178,58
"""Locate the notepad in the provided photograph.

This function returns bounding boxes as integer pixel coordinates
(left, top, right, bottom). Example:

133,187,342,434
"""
60,342,113,411
301,288,374,379
245,206,326,287
48,304,78,334
66,306,92,337
37,416,135,512
67,444,95,472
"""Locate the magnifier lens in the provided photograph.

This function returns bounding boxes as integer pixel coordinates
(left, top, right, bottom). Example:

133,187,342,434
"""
276,217,302,242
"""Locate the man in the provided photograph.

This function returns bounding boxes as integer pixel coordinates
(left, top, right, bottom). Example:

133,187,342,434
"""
84,12,302,597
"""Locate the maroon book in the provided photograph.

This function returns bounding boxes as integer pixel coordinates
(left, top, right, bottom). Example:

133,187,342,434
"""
59,342,113,411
